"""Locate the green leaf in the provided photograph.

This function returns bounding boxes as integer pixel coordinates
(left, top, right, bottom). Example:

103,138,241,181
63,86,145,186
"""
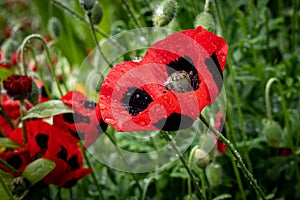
0,169,14,200
0,138,22,149
23,100,73,120
22,158,56,186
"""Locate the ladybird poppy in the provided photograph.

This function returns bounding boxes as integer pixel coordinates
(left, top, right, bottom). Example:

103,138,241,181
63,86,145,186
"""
53,91,107,147
99,26,228,132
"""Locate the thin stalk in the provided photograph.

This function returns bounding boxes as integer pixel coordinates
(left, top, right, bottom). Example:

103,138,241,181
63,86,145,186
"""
225,122,246,200
188,145,207,200
0,174,14,200
204,0,210,12
26,46,52,98
0,159,20,175
141,177,155,200
191,0,198,16
0,105,15,130
79,142,105,200
87,12,113,68
214,0,252,172
19,99,27,144
20,34,63,97
199,115,266,200
160,131,204,200
120,0,141,28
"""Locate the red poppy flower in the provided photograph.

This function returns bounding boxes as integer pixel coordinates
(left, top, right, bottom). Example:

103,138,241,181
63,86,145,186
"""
0,119,92,187
3,74,32,100
53,91,107,147
99,26,228,132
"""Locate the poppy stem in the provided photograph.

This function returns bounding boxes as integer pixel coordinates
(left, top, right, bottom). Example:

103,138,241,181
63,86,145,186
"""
0,173,14,200
199,114,266,200
141,176,155,200
19,99,27,144
0,105,15,130
26,46,52,99
79,142,105,200
20,34,63,97
0,159,20,175
87,11,113,69
188,145,207,200
160,131,205,200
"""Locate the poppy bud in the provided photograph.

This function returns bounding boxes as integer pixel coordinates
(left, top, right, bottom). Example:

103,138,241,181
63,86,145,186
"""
206,162,222,187
47,17,62,39
193,148,210,169
11,177,29,196
263,120,282,148
153,0,178,27
79,0,95,11
1,38,18,60
194,12,216,32
91,2,103,25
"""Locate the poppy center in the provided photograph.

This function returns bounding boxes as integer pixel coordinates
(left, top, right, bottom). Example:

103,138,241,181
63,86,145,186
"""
165,56,200,93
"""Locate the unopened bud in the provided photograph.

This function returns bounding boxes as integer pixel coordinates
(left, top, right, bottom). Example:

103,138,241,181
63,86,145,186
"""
91,2,103,25
194,12,216,32
193,148,210,169
153,0,178,27
11,177,29,196
79,0,95,11
263,120,282,148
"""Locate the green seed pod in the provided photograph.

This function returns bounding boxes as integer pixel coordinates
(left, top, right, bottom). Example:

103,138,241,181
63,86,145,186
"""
79,0,95,11
153,0,178,27
263,120,282,148
11,177,29,196
47,17,62,39
1,38,18,60
194,12,215,32
193,148,210,169
206,162,222,187
91,2,103,25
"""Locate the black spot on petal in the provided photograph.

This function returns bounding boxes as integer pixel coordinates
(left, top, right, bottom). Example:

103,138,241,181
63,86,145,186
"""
68,129,82,140
35,133,49,149
68,155,80,171
63,178,77,188
57,146,68,162
62,113,75,124
205,52,223,91
98,119,108,133
121,87,153,116
40,86,48,98
153,113,194,131
81,100,96,110
7,155,22,170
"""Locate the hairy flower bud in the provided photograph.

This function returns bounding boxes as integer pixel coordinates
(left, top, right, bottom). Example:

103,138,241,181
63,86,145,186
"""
193,148,210,169
194,12,216,32
91,2,103,25
153,0,178,27
263,120,282,148
11,177,29,196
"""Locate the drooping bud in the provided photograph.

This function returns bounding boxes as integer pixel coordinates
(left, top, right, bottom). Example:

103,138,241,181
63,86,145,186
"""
47,17,62,39
79,0,95,11
91,2,103,25
194,12,215,32
153,0,178,27
263,120,282,148
193,148,210,169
